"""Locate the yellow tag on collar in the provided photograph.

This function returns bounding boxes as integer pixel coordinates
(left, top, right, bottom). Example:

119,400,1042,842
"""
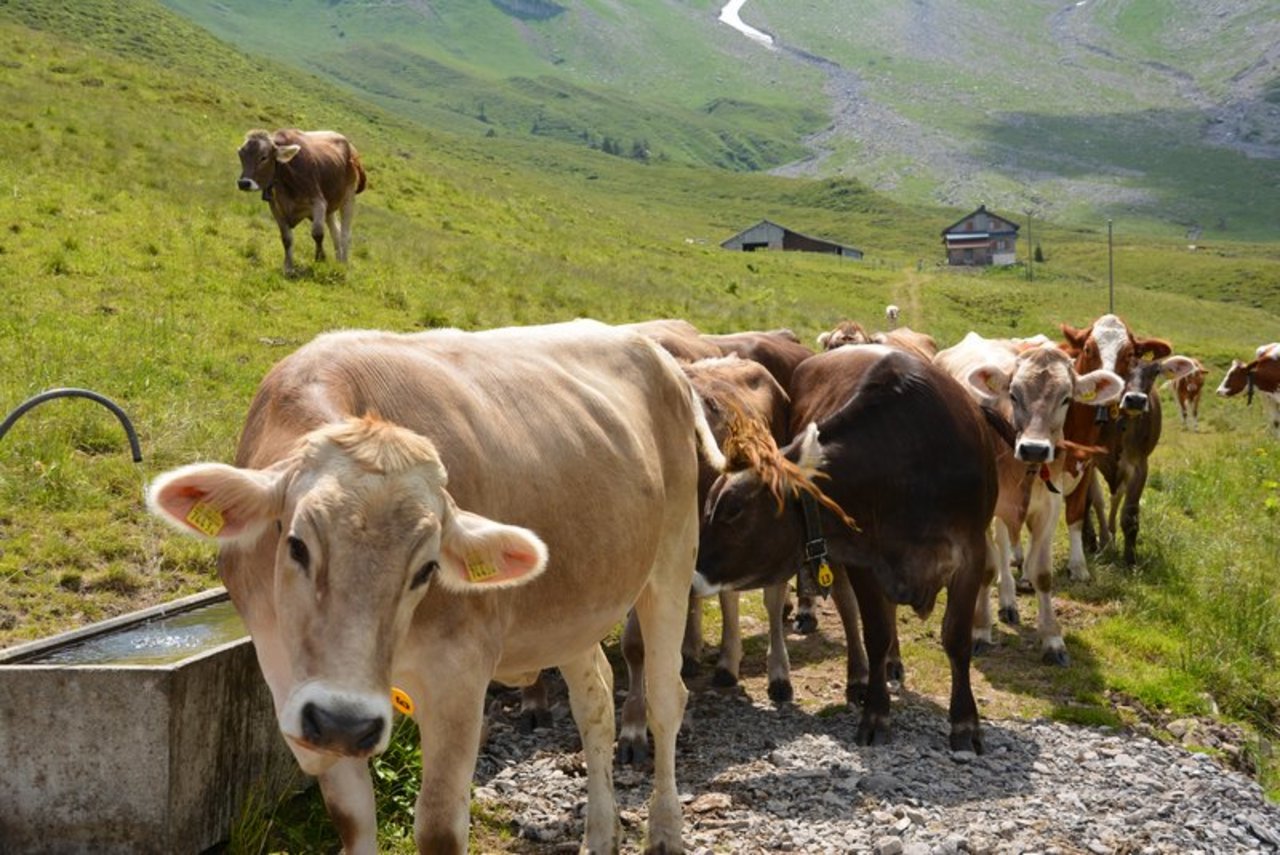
817,562,834,588
466,557,499,582
1079,389,1097,402
186,501,225,537
391,686,415,716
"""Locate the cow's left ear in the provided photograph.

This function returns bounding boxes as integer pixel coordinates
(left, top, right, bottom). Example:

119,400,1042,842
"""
1073,369,1124,405
436,507,548,593
1159,355,1198,382
1135,337,1173,361
275,144,302,163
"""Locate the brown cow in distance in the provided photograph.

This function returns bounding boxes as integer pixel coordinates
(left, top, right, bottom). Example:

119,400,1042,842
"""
1168,359,1209,431
237,129,367,274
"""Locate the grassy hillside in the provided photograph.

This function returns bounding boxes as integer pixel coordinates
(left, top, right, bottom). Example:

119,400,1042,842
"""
150,0,1280,239
0,0,1278,848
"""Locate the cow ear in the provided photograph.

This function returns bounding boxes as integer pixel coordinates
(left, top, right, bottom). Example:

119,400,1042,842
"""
275,144,302,163
966,364,1010,399
1073,370,1124,405
816,331,833,349
436,508,548,593
1136,337,1172,360
147,463,281,544
1159,355,1198,382
1059,323,1087,355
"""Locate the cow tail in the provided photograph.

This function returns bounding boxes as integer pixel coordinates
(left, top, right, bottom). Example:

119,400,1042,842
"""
352,149,368,194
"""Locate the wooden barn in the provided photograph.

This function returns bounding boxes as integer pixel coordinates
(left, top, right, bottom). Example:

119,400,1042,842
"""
941,205,1020,266
721,220,863,260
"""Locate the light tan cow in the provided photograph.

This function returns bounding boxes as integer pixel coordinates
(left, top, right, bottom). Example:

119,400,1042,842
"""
148,321,717,854
935,332,1122,665
237,128,367,274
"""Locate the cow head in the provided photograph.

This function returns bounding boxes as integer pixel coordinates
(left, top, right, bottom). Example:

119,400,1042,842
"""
236,129,301,193
1216,359,1254,399
148,416,547,769
966,345,1123,464
695,418,850,594
817,320,871,351
1060,314,1172,414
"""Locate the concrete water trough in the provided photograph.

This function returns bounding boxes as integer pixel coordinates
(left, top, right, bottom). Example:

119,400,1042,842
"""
0,587,299,854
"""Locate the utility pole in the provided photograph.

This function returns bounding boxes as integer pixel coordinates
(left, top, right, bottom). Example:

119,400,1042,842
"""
1025,210,1033,282
1107,218,1114,313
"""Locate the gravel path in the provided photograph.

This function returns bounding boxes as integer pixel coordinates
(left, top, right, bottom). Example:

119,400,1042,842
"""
473,625,1280,855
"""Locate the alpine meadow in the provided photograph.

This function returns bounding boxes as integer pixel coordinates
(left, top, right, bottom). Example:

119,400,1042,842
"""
0,0,1278,852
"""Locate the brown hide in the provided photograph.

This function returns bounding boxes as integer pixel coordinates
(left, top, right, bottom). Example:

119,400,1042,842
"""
701,330,814,390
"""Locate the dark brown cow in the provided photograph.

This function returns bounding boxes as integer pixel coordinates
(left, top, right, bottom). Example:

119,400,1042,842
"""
1059,314,1187,575
237,129,367,274
1169,359,1209,431
1216,344,1280,437
1085,352,1195,566
703,329,814,390
697,344,1001,751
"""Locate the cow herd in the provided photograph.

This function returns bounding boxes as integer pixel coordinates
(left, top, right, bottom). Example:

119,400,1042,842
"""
146,129,1279,852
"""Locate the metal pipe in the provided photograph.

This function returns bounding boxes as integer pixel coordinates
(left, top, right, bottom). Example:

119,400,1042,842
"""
0,388,142,462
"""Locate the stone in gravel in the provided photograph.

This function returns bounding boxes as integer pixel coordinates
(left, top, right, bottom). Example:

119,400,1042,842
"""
690,792,732,813
874,836,904,855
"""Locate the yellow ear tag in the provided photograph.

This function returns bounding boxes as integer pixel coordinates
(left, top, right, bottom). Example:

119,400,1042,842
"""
817,561,834,588
1142,351,1155,362
466,557,499,583
186,501,225,537
1079,389,1097,402
390,686,415,716
985,375,1002,393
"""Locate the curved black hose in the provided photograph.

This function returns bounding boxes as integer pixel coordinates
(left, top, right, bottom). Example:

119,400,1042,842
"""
0,388,142,462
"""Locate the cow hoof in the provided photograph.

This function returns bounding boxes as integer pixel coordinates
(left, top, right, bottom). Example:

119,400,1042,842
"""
998,605,1020,626
615,734,651,769
643,843,682,855
793,612,819,635
680,656,701,679
767,679,794,704
710,667,739,689
972,638,994,656
517,708,553,733
949,726,985,755
1015,578,1034,594
846,682,869,706
1042,647,1070,667
855,715,891,747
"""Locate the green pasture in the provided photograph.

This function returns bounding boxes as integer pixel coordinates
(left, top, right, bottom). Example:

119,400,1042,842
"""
0,2,1278,850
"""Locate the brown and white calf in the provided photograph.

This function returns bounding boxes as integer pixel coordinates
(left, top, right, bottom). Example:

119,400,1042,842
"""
697,345,1001,751
148,321,716,854
1060,315,1193,576
1217,343,1280,437
1086,351,1197,566
237,128,367,274
1169,359,1209,431
935,333,1123,665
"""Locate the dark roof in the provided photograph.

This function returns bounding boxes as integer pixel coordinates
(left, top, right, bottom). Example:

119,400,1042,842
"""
724,219,860,254
940,205,1020,237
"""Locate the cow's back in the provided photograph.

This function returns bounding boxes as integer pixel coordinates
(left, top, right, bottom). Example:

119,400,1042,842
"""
236,320,699,670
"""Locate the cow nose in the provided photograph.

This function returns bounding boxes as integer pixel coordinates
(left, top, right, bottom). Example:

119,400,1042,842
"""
236,178,255,191
1015,440,1052,464
1122,392,1148,413
300,701,386,755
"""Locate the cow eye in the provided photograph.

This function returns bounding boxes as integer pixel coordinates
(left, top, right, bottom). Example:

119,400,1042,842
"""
287,536,310,572
411,560,439,590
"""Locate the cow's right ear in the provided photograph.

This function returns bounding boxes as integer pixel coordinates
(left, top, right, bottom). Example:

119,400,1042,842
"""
966,364,1010,399
147,463,280,544
275,144,302,163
